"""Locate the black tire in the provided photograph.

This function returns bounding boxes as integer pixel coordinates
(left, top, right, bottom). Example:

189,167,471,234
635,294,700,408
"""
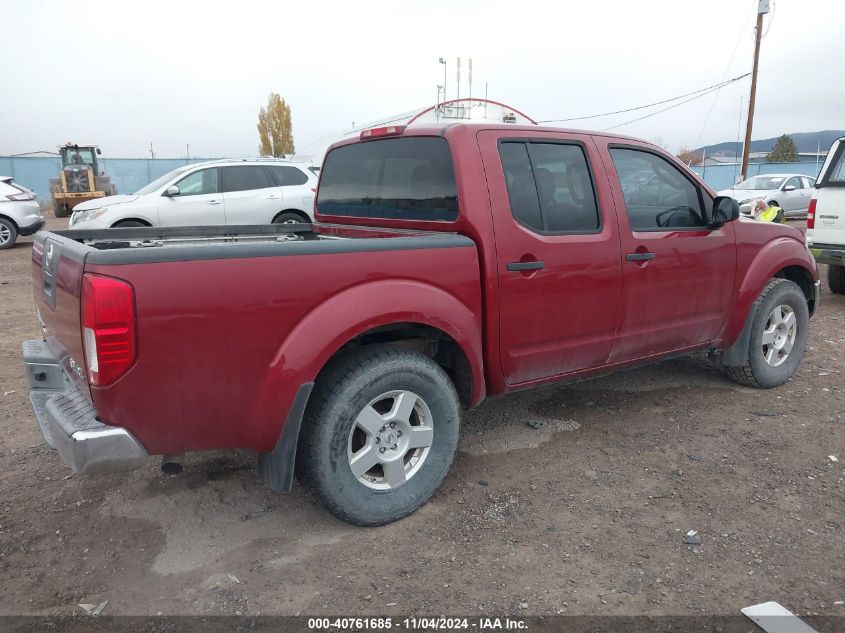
112,220,147,228
297,345,461,526
0,217,18,250
53,202,70,218
829,264,845,295
724,278,809,388
272,211,309,225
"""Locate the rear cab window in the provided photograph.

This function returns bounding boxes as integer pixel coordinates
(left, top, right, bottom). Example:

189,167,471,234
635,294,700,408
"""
317,137,458,221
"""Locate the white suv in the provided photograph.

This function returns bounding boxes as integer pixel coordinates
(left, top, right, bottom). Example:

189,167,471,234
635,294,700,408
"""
807,137,845,294
69,159,317,229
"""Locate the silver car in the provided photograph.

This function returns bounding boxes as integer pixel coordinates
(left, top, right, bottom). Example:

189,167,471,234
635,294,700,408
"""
0,177,44,250
718,173,816,218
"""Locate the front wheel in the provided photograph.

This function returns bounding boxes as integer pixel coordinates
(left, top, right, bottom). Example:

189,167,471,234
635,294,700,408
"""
297,345,461,526
724,278,809,388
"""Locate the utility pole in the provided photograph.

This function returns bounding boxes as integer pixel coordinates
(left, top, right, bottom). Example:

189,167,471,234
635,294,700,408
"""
438,58,447,103
149,142,155,160
740,0,769,179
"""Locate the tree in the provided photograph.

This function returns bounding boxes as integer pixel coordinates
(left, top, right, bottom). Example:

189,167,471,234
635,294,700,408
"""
676,148,704,166
257,93,294,157
767,134,798,163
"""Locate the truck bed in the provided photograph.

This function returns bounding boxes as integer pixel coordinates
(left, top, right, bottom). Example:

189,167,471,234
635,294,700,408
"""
30,223,481,457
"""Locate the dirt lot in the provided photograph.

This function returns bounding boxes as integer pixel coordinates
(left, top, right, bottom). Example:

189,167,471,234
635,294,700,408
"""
0,217,843,618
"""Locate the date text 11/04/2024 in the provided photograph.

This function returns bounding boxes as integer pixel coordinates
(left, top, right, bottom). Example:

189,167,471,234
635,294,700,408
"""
306,617,527,630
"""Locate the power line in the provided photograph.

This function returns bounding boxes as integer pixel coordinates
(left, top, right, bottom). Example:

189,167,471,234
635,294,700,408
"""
537,73,750,124
602,74,750,131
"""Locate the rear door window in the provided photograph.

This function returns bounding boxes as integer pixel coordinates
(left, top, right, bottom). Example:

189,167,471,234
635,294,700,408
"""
222,166,273,193
267,165,309,187
317,137,458,221
499,141,600,233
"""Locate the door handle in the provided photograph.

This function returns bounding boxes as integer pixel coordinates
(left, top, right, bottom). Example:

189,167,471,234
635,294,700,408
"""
507,261,545,272
266,194,279,199
208,200,221,205
626,252,655,261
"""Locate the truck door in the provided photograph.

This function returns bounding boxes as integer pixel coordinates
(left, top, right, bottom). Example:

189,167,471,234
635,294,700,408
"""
478,130,623,385
600,142,736,362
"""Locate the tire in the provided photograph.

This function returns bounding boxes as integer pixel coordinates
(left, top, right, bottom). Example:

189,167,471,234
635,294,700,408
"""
112,220,147,228
53,202,70,218
0,217,18,250
829,264,845,295
272,211,309,225
724,278,809,388
297,345,461,526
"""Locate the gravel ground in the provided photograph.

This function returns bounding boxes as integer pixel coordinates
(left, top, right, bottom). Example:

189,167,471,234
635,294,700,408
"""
0,217,843,618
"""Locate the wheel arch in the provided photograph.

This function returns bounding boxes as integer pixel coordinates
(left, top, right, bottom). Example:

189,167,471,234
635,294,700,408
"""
272,208,311,223
0,213,20,231
721,237,818,348
110,217,152,228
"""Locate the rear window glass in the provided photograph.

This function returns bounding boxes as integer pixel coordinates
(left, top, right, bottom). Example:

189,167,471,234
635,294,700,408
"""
317,137,458,221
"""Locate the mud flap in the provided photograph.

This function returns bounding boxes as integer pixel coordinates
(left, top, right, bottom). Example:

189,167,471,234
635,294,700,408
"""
257,382,314,493
719,300,760,367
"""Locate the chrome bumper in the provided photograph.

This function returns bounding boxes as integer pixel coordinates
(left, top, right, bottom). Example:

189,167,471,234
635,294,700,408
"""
22,339,147,474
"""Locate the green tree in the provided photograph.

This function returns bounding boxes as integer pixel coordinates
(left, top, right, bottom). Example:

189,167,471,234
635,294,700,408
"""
257,93,295,157
767,134,798,163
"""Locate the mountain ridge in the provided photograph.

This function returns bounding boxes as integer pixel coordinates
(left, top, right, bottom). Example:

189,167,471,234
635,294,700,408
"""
696,130,844,156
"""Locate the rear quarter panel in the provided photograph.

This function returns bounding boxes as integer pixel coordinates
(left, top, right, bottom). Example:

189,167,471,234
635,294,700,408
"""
84,239,483,455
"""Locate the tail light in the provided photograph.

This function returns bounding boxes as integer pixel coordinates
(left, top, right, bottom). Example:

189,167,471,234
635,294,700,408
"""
807,197,816,230
6,191,36,201
81,274,137,386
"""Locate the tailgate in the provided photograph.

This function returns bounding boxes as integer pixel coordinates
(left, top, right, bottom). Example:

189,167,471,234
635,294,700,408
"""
810,138,845,247
30,232,90,392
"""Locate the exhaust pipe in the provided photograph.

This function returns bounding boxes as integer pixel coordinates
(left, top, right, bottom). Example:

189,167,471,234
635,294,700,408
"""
161,454,184,476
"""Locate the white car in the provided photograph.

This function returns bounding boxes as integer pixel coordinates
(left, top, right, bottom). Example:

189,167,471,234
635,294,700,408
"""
69,159,317,228
807,137,845,294
718,173,816,218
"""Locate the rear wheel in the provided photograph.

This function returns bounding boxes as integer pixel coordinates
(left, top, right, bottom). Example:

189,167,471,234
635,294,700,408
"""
272,211,309,225
0,217,18,250
829,264,845,294
297,345,461,526
724,278,809,388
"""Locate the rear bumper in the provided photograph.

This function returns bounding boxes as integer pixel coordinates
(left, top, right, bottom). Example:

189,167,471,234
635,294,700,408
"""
22,339,147,474
19,218,44,236
809,243,845,267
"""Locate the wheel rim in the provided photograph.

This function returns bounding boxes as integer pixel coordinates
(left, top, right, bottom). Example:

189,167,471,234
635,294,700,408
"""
0,225,10,245
346,390,434,490
282,218,299,224
761,304,796,367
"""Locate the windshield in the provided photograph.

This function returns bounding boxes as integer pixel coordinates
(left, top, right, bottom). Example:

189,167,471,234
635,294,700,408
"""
62,148,95,166
134,166,191,195
735,175,786,190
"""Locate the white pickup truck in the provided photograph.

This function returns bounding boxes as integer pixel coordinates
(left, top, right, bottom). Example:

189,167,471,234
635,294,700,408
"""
808,136,845,294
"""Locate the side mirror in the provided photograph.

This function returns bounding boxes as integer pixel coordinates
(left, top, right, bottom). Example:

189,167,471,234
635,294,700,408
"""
96,148,102,155
710,196,740,227
782,185,796,192
164,185,180,197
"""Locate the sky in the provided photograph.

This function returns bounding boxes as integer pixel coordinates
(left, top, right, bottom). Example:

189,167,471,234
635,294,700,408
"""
2,0,843,159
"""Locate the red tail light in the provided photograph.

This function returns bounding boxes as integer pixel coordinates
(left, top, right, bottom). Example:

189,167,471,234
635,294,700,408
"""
807,197,816,229
81,274,137,386
360,125,406,140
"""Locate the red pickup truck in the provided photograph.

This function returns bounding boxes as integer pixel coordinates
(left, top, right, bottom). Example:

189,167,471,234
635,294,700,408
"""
23,123,819,525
